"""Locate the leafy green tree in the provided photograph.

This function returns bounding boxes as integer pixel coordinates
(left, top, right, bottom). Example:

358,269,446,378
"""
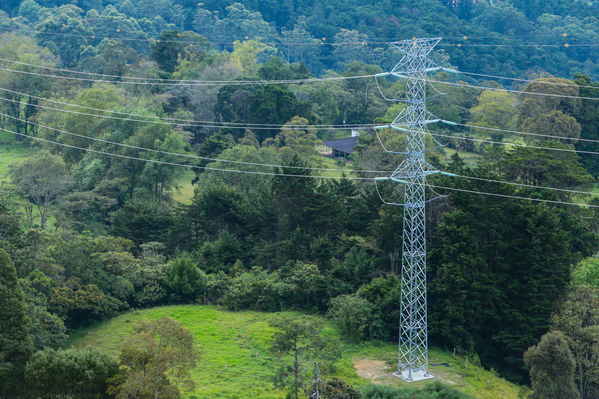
281,16,321,66
20,275,67,350
488,146,594,201
524,331,579,399
24,347,118,399
552,286,599,399
0,185,21,245
151,30,184,73
0,33,55,138
267,116,321,158
428,156,595,381
164,257,206,302
81,39,139,77
187,183,250,241
198,232,245,274
332,29,371,69
271,154,317,237
248,86,311,141
109,317,199,399
17,0,44,22
469,90,518,141
518,78,582,141
35,5,92,65
110,199,176,248
48,279,115,326
0,249,33,398
357,274,401,340
221,267,292,311
573,74,599,177
571,256,599,288
318,378,359,399
328,294,381,342
269,315,340,399
11,152,71,230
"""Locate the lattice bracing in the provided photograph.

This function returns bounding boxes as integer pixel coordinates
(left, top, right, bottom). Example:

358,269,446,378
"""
375,37,451,382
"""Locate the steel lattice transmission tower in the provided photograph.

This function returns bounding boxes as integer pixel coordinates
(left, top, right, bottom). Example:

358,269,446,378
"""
374,38,455,382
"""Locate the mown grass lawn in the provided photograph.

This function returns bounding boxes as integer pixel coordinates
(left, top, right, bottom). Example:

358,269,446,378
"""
67,305,524,399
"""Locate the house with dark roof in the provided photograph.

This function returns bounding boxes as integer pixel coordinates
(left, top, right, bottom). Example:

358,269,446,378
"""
322,136,359,159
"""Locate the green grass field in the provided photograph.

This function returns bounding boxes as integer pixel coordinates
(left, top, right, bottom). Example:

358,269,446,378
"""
67,305,524,399
0,142,38,181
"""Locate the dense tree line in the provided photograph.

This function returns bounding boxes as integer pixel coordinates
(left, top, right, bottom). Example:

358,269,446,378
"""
2,1,599,77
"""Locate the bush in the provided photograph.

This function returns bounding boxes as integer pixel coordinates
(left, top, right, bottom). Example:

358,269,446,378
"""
328,294,383,342
164,256,207,302
360,381,477,399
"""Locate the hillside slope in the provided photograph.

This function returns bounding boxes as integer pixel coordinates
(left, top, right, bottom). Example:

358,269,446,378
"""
67,305,524,399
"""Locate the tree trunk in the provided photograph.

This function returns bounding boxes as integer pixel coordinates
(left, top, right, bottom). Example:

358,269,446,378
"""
294,338,299,399
38,206,47,230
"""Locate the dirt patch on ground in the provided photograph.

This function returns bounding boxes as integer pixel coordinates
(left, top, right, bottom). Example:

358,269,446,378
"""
353,359,392,381
354,358,458,386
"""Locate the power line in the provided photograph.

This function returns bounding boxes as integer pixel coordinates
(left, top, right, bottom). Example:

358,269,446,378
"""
0,94,369,130
5,90,599,159
431,131,599,156
4,86,599,158
13,55,596,92
0,57,376,85
4,57,599,100
3,125,597,208
458,71,599,90
450,174,599,197
0,57,373,86
0,112,383,174
429,184,599,208
2,25,596,47
6,110,597,199
0,126,371,180
0,65,378,86
0,86,371,128
444,121,599,145
427,78,599,101
4,84,599,149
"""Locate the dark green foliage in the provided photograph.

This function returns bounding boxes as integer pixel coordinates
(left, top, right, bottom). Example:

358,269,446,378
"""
524,331,579,399
270,315,340,399
187,183,249,241
0,186,21,246
429,155,597,382
48,279,116,326
221,267,291,311
551,286,599,399
248,86,311,141
164,257,207,302
357,274,401,341
0,249,33,398
198,232,245,274
320,378,360,399
360,381,477,399
574,74,599,177
110,198,176,248
151,30,184,73
24,347,118,399
328,294,382,342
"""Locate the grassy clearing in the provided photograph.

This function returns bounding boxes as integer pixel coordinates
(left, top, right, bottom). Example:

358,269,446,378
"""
173,169,196,204
67,305,523,399
0,142,38,181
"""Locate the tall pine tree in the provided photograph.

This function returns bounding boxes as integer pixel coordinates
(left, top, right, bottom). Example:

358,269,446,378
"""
0,249,33,398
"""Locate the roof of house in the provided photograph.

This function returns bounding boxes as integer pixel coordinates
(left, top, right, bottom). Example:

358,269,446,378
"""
322,136,359,154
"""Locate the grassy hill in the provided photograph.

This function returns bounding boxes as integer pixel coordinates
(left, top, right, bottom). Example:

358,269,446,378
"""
66,305,525,399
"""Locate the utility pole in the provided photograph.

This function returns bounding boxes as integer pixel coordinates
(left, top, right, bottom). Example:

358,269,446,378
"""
374,37,455,382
